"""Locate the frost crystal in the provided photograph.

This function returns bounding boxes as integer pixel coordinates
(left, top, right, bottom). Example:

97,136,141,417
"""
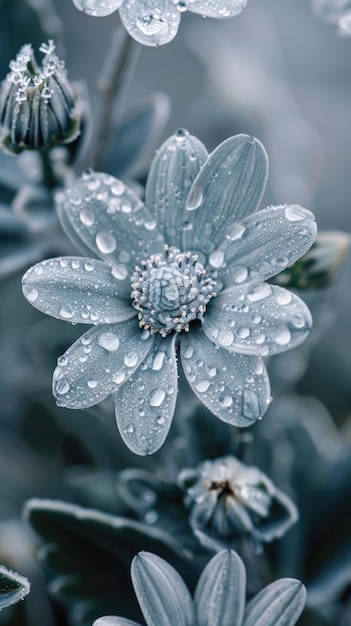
22,131,317,455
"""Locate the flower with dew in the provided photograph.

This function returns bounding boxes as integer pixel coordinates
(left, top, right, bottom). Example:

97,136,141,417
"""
0,41,80,155
92,550,307,626
71,0,247,46
312,0,351,35
178,455,298,551
22,131,317,456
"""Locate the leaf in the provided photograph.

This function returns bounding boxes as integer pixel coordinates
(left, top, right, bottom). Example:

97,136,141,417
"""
0,565,30,610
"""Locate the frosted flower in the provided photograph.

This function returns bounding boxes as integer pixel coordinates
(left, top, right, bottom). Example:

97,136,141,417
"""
93,550,306,626
22,131,317,455
178,455,298,550
312,0,351,35
71,0,247,46
0,41,80,154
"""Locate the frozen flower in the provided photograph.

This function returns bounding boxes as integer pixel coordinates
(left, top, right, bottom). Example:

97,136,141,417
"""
0,41,80,155
22,131,317,455
71,0,247,46
93,550,306,626
178,455,298,551
312,0,351,35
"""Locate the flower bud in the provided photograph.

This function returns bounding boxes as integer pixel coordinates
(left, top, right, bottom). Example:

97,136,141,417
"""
178,455,298,550
274,231,350,290
0,41,80,154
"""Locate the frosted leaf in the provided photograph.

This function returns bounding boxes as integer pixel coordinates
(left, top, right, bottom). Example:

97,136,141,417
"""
186,0,246,18
131,552,195,626
52,319,154,409
202,283,312,356
56,171,164,270
115,334,177,455
22,257,133,324
72,0,123,16
0,565,30,610
119,0,181,46
183,135,268,258
194,551,246,626
145,129,208,248
218,205,317,289
180,328,270,427
243,578,306,626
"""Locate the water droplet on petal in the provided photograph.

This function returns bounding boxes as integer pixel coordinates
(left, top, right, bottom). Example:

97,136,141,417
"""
209,249,225,268
98,331,120,351
183,345,194,359
149,387,166,407
247,282,272,302
226,222,246,241
96,231,116,254
151,351,166,370
285,205,305,222
275,325,291,345
219,394,233,407
124,354,138,367
55,377,70,395
231,266,248,283
276,290,293,305
186,185,203,211
24,286,39,303
87,379,97,389
217,328,234,347
195,379,211,392
59,304,75,319
242,388,260,419
79,209,95,226
111,265,128,280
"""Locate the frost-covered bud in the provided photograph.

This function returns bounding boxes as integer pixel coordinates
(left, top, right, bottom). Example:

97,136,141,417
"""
0,41,80,154
178,456,298,550
274,230,350,290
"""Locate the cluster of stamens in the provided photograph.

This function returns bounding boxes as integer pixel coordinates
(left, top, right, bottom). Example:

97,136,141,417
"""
131,245,217,336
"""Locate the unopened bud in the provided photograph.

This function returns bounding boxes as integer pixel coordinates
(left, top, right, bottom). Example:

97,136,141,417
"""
0,41,80,154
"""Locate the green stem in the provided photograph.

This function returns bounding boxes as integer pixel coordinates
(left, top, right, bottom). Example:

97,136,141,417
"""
91,24,140,171
39,150,58,190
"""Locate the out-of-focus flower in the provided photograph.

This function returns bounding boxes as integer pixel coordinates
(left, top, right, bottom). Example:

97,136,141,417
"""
0,40,81,154
22,131,316,456
0,564,30,610
312,0,351,35
273,231,350,290
93,550,306,626
178,455,298,551
71,0,247,46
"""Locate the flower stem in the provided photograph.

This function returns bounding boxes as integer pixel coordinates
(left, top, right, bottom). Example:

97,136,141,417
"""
39,150,58,190
91,23,140,171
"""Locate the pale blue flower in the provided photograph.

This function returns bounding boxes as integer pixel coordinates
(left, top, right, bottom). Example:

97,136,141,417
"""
22,131,317,456
71,0,247,46
93,550,306,626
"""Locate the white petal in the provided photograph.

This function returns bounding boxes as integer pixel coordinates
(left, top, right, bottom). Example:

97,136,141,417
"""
115,334,177,455
180,329,270,427
22,257,133,324
186,0,246,19
52,319,154,409
145,129,208,248
56,171,164,271
243,579,306,626
119,0,181,46
202,283,312,356
217,204,317,289
72,0,122,16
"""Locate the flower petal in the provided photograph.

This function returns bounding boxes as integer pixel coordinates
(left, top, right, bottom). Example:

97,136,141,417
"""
186,0,246,18
115,334,178,455
194,551,246,626
216,205,317,289
72,0,122,16
183,135,268,258
56,171,164,271
145,129,208,248
243,579,306,626
119,0,181,46
131,552,195,626
180,328,270,427
22,257,133,324
202,283,312,356
93,618,142,626
52,319,155,409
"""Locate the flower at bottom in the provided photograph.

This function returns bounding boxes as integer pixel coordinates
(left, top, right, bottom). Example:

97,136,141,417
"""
178,456,298,551
22,131,317,455
92,550,306,626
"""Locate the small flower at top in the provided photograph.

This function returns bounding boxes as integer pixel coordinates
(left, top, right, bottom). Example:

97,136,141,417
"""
178,455,298,551
92,550,307,626
22,130,317,456
0,41,81,155
71,0,247,46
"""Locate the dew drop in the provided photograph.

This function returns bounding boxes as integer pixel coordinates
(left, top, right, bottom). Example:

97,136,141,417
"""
149,388,166,407
182,345,194,359
79,209,95,226
151,351,166,371
247,282,272,302
219,394,233,407
111,265,128,280
242,388,260,419
55,377,70,395
96,231,116,254
59,304,75,319
275,325,291,345
276,290,293,305
209,249,225,268
87,379,97,389
111,181,125,196
285,205,305,222
186,185,203,211
231,265,248,283
226,222,246,241
124,354,138,367
98,331,120,351
237,327,250,339
24,286,39,303
113,371,126,385
195,379,211,393
217,328,234,347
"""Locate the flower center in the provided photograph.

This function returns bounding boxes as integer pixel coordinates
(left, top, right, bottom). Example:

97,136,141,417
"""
131,245,217,336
